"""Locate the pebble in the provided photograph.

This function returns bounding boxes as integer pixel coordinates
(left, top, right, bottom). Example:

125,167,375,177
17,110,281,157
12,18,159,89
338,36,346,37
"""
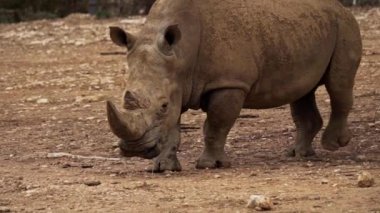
75,40,86,46
25,96,41,102
321,178,329,184
368,123,375,127
306,161,314,167
355,155,367,161
81,164,94,169
358,171,375,188
307,195,321,200
75,95,105,103
247,194,273,210
36,98,49,104
84,180,101,186
249,172,258,177
0,207,11,213
62,163,71,168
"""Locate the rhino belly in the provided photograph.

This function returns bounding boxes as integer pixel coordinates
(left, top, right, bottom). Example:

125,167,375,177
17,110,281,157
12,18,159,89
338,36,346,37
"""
244,57,330,109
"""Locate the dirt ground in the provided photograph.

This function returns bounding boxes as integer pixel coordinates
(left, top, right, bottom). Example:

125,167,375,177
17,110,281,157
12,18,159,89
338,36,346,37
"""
0,8,379,213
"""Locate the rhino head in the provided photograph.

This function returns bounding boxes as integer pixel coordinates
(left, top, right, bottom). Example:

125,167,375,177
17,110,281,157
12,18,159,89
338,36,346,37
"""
107,25,185,159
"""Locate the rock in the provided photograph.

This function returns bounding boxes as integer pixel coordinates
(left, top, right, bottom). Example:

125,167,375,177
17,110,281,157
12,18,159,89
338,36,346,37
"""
368,123,376,128
84,180,101,186
74,40,86,46
321,178,329,184
247,194,273,210
358,171,375,188
81,164,94,169
355,154,366,162
75,95,106,103
0,207,11,213
25,96,41,102
249,172,258,177
62,163,71,168
307,195,321,200
112,142,119,148
306,161,314,167
36,98,49,104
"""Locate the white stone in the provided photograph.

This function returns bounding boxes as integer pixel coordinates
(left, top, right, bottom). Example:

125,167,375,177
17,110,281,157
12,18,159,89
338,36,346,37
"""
358,171,375,188
36,98,49,104
247,194,273,210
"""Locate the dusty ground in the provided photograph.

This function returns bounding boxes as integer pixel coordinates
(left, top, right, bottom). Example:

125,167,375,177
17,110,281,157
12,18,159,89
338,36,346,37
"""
0,8,379,213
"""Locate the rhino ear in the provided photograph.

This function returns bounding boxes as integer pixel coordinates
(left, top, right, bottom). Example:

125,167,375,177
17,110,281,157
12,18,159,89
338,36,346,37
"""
158,24,181,55
109,26,136,50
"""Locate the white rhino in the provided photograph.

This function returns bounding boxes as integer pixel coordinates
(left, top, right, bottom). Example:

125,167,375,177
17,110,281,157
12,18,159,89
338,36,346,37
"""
107,0,362,172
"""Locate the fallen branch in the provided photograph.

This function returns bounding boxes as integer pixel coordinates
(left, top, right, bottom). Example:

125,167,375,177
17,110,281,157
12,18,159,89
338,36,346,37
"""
47,152,121,161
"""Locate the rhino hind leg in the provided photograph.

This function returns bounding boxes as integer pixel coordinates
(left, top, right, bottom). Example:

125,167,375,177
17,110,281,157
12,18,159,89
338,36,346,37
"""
287,90,323,157
321,20,362,152
321,77,357,151
196,89,246,169
321,89,353,151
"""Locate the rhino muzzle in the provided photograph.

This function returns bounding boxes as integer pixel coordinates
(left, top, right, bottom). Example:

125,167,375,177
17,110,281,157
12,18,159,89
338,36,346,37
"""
118,141,160,159
107,101,161,158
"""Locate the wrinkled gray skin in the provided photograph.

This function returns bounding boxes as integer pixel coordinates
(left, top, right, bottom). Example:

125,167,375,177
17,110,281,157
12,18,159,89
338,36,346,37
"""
107,0,362,172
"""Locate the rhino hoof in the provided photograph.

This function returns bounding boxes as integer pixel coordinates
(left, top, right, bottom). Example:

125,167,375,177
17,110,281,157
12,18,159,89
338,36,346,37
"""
146,156,182,173
321,130,351,151
286,145,316,158
196,154,231,169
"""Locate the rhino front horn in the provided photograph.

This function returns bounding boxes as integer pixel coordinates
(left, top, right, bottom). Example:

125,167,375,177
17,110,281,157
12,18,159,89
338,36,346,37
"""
106,101,146,141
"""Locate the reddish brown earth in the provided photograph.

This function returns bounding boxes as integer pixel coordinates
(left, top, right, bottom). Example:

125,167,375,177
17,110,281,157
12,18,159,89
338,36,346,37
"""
0,9,379,212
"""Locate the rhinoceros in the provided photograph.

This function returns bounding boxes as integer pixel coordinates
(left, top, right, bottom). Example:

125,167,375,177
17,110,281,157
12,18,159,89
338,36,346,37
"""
106,0,362,172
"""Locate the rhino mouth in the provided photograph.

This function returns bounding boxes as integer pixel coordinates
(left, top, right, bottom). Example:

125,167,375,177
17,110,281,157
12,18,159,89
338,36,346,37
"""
119,140,160,159
117,126,162,159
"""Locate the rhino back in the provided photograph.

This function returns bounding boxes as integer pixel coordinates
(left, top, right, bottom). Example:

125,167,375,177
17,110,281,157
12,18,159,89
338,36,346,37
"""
188,0,355,109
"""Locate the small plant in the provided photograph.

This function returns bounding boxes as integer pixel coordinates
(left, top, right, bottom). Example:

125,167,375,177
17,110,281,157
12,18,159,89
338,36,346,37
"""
96,10,111,19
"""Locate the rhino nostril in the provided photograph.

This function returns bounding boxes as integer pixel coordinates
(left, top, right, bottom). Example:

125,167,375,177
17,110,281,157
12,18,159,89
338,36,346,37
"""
161,102,169,111
124,91,135,103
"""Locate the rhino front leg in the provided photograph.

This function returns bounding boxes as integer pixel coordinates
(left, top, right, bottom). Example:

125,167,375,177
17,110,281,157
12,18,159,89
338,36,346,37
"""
196,89,246,169
150,123,182,173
